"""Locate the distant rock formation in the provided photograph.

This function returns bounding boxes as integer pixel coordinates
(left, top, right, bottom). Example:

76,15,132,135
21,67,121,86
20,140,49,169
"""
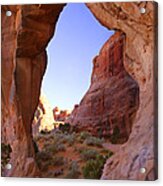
32,93,55,136
68,32,139,143
53,107,71,122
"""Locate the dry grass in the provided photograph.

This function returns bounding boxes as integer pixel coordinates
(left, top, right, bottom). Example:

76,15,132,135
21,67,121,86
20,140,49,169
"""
34,129,113,178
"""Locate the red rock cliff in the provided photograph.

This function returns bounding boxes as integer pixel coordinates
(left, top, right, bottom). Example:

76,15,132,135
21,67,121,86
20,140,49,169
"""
68,32,139,143
86,2,157,180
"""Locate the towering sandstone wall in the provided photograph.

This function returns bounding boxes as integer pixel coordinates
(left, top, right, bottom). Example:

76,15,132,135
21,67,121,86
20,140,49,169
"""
1,4,65,177
68,32,139,143
86,2,157,180
1,2,157,180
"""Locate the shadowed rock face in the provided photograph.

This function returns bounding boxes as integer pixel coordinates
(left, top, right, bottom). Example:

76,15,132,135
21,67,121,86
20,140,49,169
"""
68,32,139,143
1,2,157,180
1,4,65,177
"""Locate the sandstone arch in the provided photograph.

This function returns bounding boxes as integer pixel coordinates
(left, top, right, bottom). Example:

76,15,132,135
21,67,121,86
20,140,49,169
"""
1,2,157,180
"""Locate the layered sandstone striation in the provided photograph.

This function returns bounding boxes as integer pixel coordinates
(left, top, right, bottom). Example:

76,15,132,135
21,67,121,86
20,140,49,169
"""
68,32,139,143
1,4,65,177
86,2,157,180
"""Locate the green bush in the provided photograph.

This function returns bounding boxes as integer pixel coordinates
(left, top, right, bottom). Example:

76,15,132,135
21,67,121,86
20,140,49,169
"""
45,142,66,154
110,126,120,144
1,143,12,170
36,151,65,170
79,131,91,141
65,161,80,179
80,149,98,161
64,133,76,146
51,156,65,166
33,140,39,153
82,154,108,179
56,143,66,151
36,151,52,162
84,136,104,147
100,149,114,157
52,130,76,145
35,150,52,170
40,129,51,135
59,123,71,133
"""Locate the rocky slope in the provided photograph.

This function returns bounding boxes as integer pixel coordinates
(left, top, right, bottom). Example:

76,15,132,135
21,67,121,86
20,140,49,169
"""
1,2,157,180
68,32,139,143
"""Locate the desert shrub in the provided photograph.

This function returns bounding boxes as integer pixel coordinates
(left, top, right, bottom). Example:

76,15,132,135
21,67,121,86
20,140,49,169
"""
108,150,113,157
51,156,65,166
97,128,103,138
45,144,57,154
110,126,120,144
33,140,39,153
36,152,64,171
59,123,71,133
45,142,66,154
1,143,12,170
40,161,52,172
35,150,52,170
100,149,113,157
79,131,91,141
52,130,76,146
80,149,98,161
65,161,80,179
82,154,108,179
64,133,76,146
76,146,86,154
34,134,53,143
40,129,51,135
52,131,68,144
84,136,104,147
36,151,52,163
33,135,41,142
56,143,66,151
53,168,64,177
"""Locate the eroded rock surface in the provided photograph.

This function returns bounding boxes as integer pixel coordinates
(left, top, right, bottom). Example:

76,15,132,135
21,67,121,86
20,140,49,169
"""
68,32,139,143
86,2,157,180
1,4,65,177
53,107,71,122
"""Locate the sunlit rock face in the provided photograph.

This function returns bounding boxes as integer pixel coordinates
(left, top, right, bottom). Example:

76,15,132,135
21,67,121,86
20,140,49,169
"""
68,32,139,143
32,93,55,136
53,107,71,122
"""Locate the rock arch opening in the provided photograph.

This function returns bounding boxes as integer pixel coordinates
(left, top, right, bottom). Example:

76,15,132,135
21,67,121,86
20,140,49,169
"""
32,3,115,135
43,3,114,110
31,3,140,145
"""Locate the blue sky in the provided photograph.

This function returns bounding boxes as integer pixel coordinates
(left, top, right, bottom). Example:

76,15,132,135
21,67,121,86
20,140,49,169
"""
42,3,114,110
